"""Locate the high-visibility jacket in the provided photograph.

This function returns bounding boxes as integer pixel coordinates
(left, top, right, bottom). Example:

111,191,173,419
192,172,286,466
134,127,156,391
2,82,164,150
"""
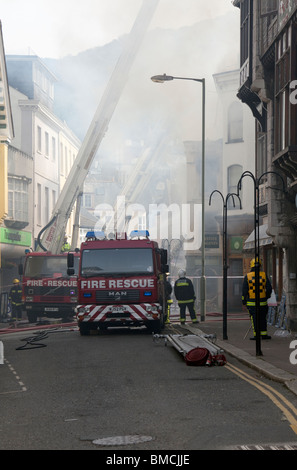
242,269,272,307
9,285,23,306
174,277,196,304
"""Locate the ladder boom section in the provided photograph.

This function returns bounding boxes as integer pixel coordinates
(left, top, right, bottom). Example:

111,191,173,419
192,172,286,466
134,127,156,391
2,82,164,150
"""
104,134,167,234
38,0,160,254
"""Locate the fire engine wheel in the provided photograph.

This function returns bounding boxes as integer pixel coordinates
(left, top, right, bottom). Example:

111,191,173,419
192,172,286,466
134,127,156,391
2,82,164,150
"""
27,312,38,323
79,323,91,336
146,319,162,334
98,324,108,331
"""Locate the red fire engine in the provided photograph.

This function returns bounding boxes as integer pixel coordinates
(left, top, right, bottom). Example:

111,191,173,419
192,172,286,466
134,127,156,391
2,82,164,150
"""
67,231,168,335
20,251,79,323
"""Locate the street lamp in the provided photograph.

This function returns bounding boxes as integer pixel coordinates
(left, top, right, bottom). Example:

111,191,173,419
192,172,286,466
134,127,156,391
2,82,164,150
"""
151,74,206,321
237,170,286,356
209,191,241,340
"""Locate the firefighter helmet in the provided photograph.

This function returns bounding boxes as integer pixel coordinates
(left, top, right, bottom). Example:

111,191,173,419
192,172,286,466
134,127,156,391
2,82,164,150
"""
250,258,261,268
178,269,186,278
13,279,20,284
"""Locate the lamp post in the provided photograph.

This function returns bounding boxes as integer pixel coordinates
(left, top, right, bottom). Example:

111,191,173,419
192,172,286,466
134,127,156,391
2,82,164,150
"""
151,74,206,321
237,170,285,356
209,191,241,340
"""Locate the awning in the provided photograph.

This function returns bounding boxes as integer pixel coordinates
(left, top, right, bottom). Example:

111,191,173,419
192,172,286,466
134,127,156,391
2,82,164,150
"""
243,224,273,251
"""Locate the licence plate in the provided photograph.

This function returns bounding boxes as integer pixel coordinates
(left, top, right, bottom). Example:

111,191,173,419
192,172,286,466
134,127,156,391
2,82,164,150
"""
110,306,126,313
44,307,59,312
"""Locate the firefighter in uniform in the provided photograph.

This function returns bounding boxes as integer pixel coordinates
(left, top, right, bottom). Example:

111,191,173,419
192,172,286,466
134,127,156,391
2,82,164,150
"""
9,279,23,321
174,269,198,325
165,277,173,324
242,258,272,340
61,237,71,252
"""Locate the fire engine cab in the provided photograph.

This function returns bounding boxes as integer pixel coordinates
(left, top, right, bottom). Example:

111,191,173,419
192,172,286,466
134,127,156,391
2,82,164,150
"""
68,231,168,335
20,251,79,323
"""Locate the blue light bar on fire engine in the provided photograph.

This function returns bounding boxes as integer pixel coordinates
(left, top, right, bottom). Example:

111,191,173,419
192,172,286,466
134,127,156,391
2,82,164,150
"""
129,230,150,239
85,231,106,240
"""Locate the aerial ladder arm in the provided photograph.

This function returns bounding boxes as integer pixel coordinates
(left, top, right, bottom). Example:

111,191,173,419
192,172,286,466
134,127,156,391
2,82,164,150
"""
104,133,168,234
37,0,160,253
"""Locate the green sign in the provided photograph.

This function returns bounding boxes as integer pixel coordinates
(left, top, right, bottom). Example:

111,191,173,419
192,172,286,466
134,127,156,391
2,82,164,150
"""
230,236,243,252
0,227,31,246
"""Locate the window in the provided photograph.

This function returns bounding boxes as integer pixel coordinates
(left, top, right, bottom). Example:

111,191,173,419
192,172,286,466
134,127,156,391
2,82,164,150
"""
24,255,79,278
260,0,277,15
45,187,49,223
52,137,56,162
83,194,92,208
228,102,243,142
257,132,267,176
275,25,293,153
81,248,154,275
37,183,41,225
52,190,56,209
65,146,68,175
8,177,29,222
240,0,251,66
281,90,287,150
138,214,147,231
228,165,243,207
45,132,49,157
60,143,64,174
37,126,42,152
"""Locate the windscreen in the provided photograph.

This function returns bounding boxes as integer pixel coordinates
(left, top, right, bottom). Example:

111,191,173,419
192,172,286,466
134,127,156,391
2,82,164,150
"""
81,248,154,277
24,256,79,277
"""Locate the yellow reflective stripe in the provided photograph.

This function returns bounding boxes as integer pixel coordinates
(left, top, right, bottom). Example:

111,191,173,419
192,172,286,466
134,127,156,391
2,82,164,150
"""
247,301,268,306
178,299,194,304
176,282,190,287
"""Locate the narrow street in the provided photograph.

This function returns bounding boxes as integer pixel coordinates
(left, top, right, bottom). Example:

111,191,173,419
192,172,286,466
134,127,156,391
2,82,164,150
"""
1,323,297,452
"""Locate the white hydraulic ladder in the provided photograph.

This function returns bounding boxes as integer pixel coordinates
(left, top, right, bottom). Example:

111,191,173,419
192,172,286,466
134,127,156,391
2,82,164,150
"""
37,0,160,253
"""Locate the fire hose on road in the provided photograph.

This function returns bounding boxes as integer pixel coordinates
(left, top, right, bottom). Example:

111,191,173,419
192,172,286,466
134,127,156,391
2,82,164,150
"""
14,327,77,350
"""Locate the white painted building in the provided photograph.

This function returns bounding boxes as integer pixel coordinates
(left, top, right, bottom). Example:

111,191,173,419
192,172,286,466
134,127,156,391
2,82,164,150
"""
213,69,255,215
6,55,81,249
212,69,256,310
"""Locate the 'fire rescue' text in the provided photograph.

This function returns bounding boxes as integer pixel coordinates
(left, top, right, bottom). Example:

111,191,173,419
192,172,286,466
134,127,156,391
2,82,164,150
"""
81,278,155,289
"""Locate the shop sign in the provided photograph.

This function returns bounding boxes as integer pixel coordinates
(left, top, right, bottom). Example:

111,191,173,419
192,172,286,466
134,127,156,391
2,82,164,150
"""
205,234,219,249
0,227,31,246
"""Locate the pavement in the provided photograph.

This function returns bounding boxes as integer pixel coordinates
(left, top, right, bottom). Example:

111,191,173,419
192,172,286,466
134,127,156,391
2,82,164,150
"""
1,311,297,396
181,311,297,397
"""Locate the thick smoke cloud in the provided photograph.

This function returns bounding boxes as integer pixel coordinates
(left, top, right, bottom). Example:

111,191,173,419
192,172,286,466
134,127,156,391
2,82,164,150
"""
1,0,238,58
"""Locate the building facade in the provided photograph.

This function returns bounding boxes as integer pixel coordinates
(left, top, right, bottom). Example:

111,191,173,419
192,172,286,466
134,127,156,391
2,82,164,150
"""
0,55,81,293
213,69,256,311
0,23,14,226
234,0,297,330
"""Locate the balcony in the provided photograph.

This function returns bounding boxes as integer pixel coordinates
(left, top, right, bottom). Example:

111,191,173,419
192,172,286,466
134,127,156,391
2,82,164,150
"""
273,146,297,190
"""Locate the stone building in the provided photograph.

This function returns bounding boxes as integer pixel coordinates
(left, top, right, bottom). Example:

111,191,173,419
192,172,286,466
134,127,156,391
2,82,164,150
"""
233,0,297,330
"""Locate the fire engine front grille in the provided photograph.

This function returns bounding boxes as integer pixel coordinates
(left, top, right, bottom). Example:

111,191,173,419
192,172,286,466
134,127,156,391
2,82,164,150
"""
25,286,72,296
43,296,66,302
96,290,140,303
